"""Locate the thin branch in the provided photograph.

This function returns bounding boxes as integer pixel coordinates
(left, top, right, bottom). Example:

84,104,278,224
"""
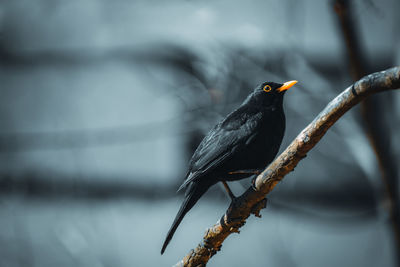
333,1,400,263
333,0,367,79
177,66,400,267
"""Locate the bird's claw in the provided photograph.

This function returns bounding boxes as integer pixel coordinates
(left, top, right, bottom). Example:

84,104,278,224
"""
251,176,257,190
251,198,267,218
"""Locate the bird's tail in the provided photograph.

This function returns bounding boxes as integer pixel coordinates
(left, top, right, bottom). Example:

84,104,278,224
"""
161,180,211,254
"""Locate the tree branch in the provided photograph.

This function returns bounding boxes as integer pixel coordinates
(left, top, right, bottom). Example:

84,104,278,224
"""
176,66,400,267
333,2,400,263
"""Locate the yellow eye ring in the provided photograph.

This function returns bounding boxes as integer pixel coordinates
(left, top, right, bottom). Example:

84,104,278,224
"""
263,85,272,92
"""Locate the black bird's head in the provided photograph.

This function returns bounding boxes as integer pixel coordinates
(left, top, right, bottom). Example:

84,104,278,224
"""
247,80,298,108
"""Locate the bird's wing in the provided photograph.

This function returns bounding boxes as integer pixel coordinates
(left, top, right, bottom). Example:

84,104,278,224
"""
178,109,262,191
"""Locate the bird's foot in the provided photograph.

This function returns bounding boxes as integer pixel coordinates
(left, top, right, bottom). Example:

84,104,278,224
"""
223,202,244,227
251,176,257,190
251,198,268,218
222,181,236,201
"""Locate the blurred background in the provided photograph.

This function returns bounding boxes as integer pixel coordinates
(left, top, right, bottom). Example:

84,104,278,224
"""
1,0,400,266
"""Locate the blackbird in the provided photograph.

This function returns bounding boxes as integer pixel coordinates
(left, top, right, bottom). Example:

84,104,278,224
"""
161,80,297,254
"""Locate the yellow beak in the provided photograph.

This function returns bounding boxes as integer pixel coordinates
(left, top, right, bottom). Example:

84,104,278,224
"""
277,80,298,92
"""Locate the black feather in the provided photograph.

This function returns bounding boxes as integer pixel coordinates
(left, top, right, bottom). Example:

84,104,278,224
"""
161,81,291,253
161,179,212,254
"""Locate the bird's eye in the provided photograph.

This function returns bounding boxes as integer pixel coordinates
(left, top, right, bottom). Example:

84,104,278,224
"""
263,85,272,92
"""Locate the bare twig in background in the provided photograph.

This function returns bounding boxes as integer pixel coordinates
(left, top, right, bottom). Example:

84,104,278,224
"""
177,67,400,267
0,172,178,200
333,1,400,264
333,0,367,79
